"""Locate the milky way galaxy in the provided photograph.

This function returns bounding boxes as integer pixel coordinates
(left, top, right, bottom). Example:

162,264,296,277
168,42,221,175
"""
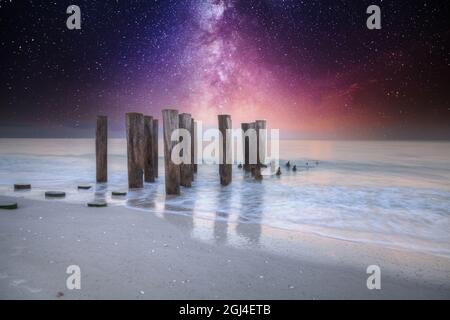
0,0,449,139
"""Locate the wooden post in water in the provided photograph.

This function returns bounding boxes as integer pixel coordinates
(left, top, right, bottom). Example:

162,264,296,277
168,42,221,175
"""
96,116,108,183
144,116,155,183
256,120,267,166
152,119,159,178
191,118,196,179
248,122,256,176
218,115,232,186
162,109,180,195
255,120,267,180
179,113,193,187
193,119,198,173
241,123,250,172
126,113,144,189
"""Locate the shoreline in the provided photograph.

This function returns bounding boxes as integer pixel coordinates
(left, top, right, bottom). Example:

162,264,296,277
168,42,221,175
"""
0,195,449,299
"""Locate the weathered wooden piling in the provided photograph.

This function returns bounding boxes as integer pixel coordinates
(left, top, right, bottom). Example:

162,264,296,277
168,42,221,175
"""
126,113,144,189
191,118,196,177
241,123,250,172
162,109,181,195
255,120,267,167
218,115,232,186
143,116,155,183
248,122,256,176
96,116,108,183
152,119,159,178
179,113,193,187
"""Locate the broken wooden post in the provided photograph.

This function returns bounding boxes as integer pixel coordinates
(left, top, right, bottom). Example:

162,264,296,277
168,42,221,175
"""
96,115,107,183
191,118,196,176
218,115,232,186
152,119,159,178
144,116,155,183
179,113,193,187
126,113,144,189
241,123,250,172
162,109,180,195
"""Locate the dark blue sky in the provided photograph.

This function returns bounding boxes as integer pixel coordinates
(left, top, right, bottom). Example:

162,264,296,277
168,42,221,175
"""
0,0,449,139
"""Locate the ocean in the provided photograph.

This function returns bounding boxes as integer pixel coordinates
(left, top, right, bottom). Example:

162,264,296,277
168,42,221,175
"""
0,138,449,257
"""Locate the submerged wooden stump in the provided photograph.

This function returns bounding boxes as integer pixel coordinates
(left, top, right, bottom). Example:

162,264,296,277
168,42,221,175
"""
144,116,155,183
77,185,92,190
179,113,193,187
162,109,180,195
87,201,107,208
96,116,108,183
45,191,66,198
152,119,159,178
112,191,127,196
218,115,232,186
126,113,144,189
14,184,31,190
0,201,18,210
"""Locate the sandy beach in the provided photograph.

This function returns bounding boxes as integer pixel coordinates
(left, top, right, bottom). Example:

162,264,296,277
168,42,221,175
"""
0,195,449,300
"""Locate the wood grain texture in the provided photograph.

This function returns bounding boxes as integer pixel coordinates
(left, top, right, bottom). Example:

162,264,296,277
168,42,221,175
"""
144,116,155,183
218,115,232,186
162,109,180,195
96,116,108,182
241,123,250,172
126,113,144,189
179,113,193,187
191,118,197,176
152,119,159,178
256,119,267,168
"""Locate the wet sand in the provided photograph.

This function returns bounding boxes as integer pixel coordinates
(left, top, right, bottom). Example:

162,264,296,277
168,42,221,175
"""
0,195,449,299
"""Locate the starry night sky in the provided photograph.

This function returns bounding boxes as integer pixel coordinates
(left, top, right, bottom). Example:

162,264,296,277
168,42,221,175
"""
0,0,449,139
